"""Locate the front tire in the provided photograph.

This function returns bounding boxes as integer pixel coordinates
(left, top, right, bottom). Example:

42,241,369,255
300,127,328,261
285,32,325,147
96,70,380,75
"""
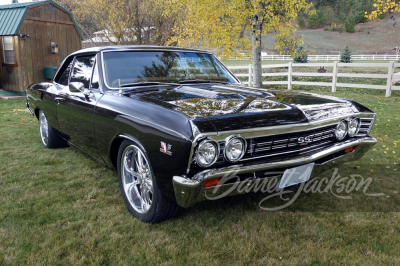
39,110,65,149
117,140,179,223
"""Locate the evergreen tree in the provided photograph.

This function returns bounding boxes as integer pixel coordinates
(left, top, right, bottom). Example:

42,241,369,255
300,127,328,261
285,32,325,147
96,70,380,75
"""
298,15,306,28
344,14,356,33
340,46,352,63
308,13,319,29
293,45,308,63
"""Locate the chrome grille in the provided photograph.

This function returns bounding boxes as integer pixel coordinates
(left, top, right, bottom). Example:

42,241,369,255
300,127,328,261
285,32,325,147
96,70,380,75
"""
216,125,337,163
356,117,375,137
243,125,337,161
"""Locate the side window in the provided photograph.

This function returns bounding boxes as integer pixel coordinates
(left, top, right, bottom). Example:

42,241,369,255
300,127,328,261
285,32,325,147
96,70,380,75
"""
2,36,15,64
90,61,99,90
57,60,73,86
70,55,96,89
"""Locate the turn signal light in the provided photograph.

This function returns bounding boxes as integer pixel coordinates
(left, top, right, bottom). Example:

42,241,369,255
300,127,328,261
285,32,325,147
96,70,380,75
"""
204,178,220,187
344,146,357,153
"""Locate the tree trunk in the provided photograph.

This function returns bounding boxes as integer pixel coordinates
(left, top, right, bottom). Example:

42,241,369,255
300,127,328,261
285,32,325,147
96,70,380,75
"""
252,14,262,88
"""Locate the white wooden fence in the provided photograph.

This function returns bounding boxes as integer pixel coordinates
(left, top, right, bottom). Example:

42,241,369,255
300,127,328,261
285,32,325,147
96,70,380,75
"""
228,61,400,97
228,54,400,61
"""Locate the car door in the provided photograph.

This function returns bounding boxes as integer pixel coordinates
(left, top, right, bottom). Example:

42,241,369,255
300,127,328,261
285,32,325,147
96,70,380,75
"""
56,54,103,160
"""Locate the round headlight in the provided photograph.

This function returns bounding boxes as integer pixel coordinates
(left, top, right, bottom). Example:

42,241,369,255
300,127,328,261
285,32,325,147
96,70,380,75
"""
224,136,246,163
196,140,219,168
348,118,360,137
335,120,348,141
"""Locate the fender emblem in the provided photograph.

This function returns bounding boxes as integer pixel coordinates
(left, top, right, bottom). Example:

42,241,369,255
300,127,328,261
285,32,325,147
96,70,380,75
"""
160,141,172,156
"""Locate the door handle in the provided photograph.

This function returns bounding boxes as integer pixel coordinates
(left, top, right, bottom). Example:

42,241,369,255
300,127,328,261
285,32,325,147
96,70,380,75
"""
55,92,68,101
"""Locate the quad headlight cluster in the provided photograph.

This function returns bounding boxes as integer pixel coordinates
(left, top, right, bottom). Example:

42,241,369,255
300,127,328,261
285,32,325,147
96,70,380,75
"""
335,117,360,141
196,118,361,168
195,136,247,168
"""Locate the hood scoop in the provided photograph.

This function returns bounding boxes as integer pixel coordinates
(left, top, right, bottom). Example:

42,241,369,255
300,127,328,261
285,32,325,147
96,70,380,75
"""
176,86,245,99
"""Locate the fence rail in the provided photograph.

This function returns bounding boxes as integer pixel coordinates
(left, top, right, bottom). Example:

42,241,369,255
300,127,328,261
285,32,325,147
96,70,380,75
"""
227,61,400,97
227,54,400,61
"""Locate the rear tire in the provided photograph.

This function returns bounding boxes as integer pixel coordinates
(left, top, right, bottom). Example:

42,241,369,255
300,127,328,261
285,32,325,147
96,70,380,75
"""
117,140,179,223
39,110,65,149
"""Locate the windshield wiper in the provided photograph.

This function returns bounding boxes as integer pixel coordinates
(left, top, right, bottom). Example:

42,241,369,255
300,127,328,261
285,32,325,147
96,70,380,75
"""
119,82,182,94
120,82,180,88
178,79,230,84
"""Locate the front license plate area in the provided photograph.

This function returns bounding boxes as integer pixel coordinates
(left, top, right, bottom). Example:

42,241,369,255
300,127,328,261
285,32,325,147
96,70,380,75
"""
279,163,315,189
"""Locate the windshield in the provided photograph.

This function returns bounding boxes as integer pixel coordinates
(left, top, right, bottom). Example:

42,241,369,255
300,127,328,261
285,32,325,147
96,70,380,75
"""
102,51,238,89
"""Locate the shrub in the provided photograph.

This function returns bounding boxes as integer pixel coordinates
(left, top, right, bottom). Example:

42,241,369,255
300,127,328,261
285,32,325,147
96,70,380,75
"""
298,15,306,28
345,14,356,33
308,13,319,29
293,45,308,63
317,9,329,26
340,46,352,63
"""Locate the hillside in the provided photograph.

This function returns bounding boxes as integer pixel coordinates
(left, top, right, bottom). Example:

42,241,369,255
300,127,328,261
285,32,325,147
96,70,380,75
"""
262,13,400,54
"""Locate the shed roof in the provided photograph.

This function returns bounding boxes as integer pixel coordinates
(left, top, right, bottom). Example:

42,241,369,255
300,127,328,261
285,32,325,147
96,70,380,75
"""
0,0,83,39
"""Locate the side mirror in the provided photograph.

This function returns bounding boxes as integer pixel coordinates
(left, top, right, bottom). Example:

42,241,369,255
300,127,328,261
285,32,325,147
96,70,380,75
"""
69,82,84,93
83,88,93,98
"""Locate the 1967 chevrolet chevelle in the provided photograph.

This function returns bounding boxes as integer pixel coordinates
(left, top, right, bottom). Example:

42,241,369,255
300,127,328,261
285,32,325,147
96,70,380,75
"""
26,46,377,223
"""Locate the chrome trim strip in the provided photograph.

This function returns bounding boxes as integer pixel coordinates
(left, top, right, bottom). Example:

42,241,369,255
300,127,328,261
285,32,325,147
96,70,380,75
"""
102,48,213,54
186,112,376,173
26,103,34,116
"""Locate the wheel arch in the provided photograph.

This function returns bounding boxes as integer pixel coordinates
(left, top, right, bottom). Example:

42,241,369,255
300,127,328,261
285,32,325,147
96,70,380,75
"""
109,134,144,170
34,107,40,120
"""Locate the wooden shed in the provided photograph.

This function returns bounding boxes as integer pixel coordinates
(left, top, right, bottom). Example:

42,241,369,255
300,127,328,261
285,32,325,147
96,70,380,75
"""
0,0,82,92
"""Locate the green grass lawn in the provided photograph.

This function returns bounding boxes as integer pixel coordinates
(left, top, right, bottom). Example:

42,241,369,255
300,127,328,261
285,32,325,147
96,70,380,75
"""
0,88,399,265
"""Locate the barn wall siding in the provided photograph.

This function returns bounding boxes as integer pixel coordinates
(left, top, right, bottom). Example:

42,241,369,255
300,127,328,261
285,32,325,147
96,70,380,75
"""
0,3,81,92
0,36,21,92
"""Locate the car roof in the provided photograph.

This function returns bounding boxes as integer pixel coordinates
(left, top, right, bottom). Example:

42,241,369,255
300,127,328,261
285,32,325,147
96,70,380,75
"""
71,45,212,56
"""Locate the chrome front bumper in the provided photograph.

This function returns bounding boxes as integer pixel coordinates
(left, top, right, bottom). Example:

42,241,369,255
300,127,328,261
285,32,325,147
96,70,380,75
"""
26,102,34,116
173,136,377,208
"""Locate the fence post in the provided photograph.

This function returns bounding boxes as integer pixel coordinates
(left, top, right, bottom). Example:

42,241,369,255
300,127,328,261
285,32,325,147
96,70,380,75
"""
386,61,394,97
332,61,338,93
288,62,293,90
248,64,253,87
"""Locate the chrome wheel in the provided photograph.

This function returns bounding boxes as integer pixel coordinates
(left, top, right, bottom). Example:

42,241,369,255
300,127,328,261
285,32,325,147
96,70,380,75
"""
121,145,154,214
39,111,49,146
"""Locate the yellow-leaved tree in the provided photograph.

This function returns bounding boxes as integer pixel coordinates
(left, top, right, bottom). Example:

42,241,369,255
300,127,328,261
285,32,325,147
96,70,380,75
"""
366,0,400,20
170,0,314,87
73,0,184,46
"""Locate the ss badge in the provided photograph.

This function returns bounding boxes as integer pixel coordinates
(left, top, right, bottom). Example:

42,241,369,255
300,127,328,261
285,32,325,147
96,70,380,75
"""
298,135,313,146
160,141,172,156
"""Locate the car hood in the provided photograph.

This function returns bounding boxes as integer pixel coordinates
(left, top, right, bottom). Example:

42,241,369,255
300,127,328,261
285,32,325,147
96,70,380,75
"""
131,84,359,132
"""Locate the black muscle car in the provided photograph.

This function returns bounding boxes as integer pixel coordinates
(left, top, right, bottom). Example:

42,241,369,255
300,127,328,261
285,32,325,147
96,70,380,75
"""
26,46,377,223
